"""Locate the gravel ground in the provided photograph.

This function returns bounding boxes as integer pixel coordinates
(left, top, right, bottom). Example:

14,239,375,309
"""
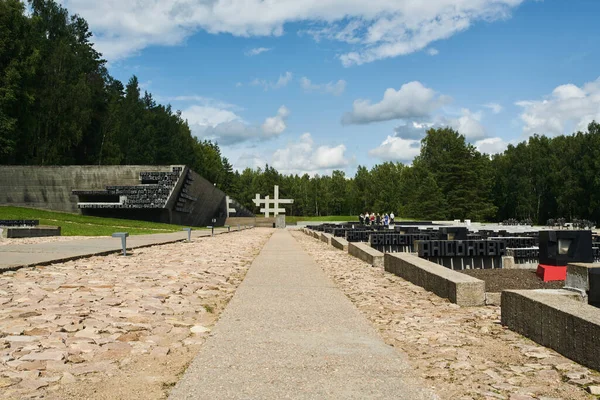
0,228,273,400
292,230,600,400
461,269,564,292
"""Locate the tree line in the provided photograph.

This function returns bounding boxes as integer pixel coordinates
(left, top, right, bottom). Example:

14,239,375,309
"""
0,0,233,187
2,0,600,224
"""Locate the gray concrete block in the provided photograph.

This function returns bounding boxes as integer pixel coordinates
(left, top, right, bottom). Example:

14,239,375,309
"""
320,233,333,245
384,253,485,307
348,242,384,268
501,289,600,371
2,226,61,238
331,236,349,251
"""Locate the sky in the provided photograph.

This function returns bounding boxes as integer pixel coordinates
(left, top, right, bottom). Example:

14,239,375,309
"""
58,0,600,176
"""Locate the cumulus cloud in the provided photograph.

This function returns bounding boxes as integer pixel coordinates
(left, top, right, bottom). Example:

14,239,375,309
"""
342,81,451,125
182,105,290,145
300,77,346,96
57,0,525,64
393,121,430,140
369,136,421,162
235,153,267,170
483,102,503,114
474,137,510,155
516,77,600,136
245,47,272,56
272,133,351,174
261,106,290,136
447,109,487,140
251,72,293,90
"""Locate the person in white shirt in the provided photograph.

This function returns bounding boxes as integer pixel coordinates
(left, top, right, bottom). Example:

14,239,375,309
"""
390,212,395,224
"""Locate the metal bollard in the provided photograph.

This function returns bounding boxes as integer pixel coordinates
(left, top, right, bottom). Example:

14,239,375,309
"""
182,228,192,242
112,232,129,256
227,225,231,233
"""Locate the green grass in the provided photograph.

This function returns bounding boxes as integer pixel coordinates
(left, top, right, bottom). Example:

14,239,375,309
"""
0,206,194,236
285,215,358,224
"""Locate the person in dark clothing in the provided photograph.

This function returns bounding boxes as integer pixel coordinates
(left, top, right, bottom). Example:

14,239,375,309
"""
376,213,381,225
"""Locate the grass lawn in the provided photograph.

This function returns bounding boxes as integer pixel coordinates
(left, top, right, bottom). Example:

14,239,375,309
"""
0,206,193,236
285,215,358,224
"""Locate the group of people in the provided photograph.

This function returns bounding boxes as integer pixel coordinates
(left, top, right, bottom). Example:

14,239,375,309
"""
359,212,395,226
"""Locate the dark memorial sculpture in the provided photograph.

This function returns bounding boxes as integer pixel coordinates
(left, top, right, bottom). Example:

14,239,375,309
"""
416,240,506,270
72,166,253,227
539,230,593,266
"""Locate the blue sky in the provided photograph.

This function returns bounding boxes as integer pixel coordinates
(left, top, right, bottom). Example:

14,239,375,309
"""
60,0,600,175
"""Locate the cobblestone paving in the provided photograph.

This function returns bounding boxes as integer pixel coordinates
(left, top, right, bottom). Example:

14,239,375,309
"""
0,228,272,399
292,231,600,400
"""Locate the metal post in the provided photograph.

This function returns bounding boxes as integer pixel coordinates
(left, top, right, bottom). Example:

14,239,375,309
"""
183,228,192,242
112,232,129,256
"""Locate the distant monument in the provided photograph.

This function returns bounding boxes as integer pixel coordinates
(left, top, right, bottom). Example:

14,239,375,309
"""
253,185,294,218
226,196,238,217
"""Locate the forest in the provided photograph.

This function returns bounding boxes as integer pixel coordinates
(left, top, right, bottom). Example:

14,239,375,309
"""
2,0,600,224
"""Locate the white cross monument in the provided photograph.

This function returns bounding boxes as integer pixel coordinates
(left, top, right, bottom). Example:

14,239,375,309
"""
253,185,294,218
226,196,237,217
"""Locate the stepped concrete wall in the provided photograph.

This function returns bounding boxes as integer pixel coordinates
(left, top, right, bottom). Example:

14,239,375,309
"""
0,166,253,227
0,165,171,213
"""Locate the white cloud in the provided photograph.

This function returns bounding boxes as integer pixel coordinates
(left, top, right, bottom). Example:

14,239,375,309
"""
483,102,503,114
261,106,290,136
235,153,267,170
516,77,600,136
157,95,241,111
245,47,272,56
426,48,439,56
272,133,351,174
475,137,510,155
448,108,487,140
182,104,289,145
250,72,293,90
342,81,451,124
57,0,525,64
369,136,421,162
300,77,346,96
181,105,240,127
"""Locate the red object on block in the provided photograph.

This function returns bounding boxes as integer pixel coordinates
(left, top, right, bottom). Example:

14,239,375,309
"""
536,264,567,282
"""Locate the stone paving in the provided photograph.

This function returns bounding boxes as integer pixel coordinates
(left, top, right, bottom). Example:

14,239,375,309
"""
0,228,272,399
170,229,437,400
292,230,600,400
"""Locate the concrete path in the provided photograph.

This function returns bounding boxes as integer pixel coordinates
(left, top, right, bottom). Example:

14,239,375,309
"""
169,230,437,400
0,227,243,272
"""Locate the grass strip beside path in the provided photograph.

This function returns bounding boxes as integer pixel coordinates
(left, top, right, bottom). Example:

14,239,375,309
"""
0,206,192,236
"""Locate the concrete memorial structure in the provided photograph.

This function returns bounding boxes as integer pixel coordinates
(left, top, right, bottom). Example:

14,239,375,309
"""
0,220,61,238
537,230,594,281
0,165,252,227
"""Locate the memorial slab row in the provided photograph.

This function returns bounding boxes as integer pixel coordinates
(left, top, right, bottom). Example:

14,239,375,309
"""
369,233,432,252
416,240,507,258
0,220,39,227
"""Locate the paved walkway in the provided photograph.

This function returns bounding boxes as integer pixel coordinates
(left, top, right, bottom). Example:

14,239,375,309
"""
0,227,241,272
169,230,437,400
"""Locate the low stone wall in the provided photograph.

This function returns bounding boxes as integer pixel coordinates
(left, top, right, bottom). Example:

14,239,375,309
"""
331,236,349,251
348,242,384,268
384,253,485,307
320,233,333,245
312,230,321,239
1,226,61,238
225,217,276,228
501,290,600,371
